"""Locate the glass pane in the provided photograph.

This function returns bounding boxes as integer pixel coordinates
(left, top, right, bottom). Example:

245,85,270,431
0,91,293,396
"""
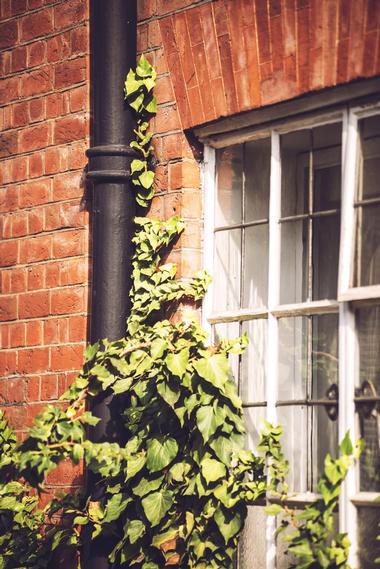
213,321,240,386
355,204,380,287
311,313,339,399
242,224,269,308
215,145,243,227
357,507,380,569
356,307,380,492
313,163,341,212
312,215,340,300
244,138,270,222
241,319,267,403
239,506,267,569
310,405,338,491
281,129,311,216
213,229,241,312
276,405,308,492
280,219,309,304
244,407,266,451
278,317,307,401
359,114,380,199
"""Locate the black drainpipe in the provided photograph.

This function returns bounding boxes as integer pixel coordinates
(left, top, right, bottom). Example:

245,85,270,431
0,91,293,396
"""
83,1,137,568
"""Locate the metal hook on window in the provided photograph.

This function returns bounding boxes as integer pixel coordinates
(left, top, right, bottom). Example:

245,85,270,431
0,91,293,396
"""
324,383,339,421
354,380,380,419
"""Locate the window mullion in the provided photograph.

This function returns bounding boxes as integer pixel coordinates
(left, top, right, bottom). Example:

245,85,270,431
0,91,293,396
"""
202,146,216,338
266,130,281,569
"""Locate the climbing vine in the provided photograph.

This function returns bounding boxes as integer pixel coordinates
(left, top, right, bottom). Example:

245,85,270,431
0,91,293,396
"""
0,56,364,569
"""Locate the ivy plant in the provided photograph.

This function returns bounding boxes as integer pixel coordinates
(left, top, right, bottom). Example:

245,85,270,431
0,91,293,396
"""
0,55,363,569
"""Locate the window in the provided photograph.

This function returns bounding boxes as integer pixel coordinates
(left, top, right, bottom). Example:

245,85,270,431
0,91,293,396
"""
203,103,380,569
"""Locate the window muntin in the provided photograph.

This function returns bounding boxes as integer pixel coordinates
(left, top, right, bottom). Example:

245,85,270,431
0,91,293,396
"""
205,104,380,568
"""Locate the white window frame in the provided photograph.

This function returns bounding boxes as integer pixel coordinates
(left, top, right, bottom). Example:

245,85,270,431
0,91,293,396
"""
202,104,380,569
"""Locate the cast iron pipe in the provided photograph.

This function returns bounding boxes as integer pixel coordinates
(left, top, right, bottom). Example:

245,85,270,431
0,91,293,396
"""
83,1,137,567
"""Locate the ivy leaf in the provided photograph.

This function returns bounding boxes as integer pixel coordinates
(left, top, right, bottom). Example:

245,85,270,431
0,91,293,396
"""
126,519,145,544
142,490,174,527
264,504,282,516
146,438,178,472
126,452,146,481
157,381,180,407
200,457,226,484
139,170,155,190
133,475,164,497
85,341,99,363
214,509,243,543
166,348,189,379
196,406,224,442
194,354,229,390
339,431,353,456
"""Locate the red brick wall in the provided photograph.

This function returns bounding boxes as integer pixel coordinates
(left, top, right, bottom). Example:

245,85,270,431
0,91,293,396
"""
0,0,89,494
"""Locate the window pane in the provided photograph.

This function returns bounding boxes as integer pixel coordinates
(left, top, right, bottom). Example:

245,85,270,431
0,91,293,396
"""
215,145,243,227
278,317,307,400
281,129,311,216
241,319,267,403
213,229,241,312
354,204,380,287
311,313,339,399
276,405,308,492
357,507,380,569
359,114,380,199
242,224,269,308
310,406,338,491
280,219,309,304
213,321,240,385
244,407,266,451
244,138,270,222
312,215,340,300
356,307,380,492
239,506,267,569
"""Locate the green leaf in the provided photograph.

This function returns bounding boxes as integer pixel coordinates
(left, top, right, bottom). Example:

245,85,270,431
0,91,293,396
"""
126,452,146,481
133,475,164,497
264,504,282,516
196,405,223,441
142,490,173,527
214,509,243,543
85,341,99,363
139,170,155,189
200,457,226,484
194,354,229,390
166,348,189,379
126,519,145,544
339,431,353,456
146,437,178,472
157,381,180,407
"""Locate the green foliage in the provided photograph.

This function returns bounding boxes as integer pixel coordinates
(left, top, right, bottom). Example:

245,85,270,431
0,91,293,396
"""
269,433,362,569
0,54,365,569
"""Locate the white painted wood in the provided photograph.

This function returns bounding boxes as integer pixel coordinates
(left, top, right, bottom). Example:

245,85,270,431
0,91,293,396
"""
339,303,359,568
338,109,358,297
207,308,268,324
266,131,282,569
350,492,380,506
271,299,339,318
201,146,216,340
339,284,380,303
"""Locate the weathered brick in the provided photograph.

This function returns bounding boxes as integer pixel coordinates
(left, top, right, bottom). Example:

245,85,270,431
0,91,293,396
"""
9,322,25,347
54,114,86,144
12,101,28,128
71,25,88,54
0,295,17,321
19,290,49,319
40,373,57,400
27,264,45,290
51,343,83,371
46,32,70,63
29,97,45,123
0,19,18,49
28,153,44,178
10,267,27,292
26,320,43,346
53,0,86,30
19,123,50,152
0,351,17,375
0,131,18,158
10,0,27,16
10,156,28,183
25,375,40,402
0,240,18,267
50,286,84,315
19,178,50,207
19,347,49,374
11,45,27,72
19,234,51,263
21,67,53,97
20,8,53,41
54,57,86,89
27,40,46,67
11,210,28,236
53,171,82,200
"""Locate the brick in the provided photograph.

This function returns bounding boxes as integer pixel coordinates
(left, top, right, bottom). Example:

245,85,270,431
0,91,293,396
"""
155,75,174,104
69,85,87,112
28,209,44,234
25,375,40,402
155,104,181,133
0,131,18,158
27,40,46,67
46,32,70,62
53,171,82,200
40,374,57,400
29,153,44,178
46,92,64,119
67,142,87,169
9,322,25,347
45,262,60,289
54,115,86,144
21,67,53,97
0,351,17,375
54,0,86,30
26,320,43,346
19,290,49,319
10,0,26,16
46,458,84,485
19,234,51,263
52,229,84,259
71,25,88,54
51,286,84,315
169,161,200,190
0,186,18,214
0,380,7,403
44,317,64,344
20,8,53,41
0,295,17,321
19,178,50,207
19,347,49,374
51,343,83,371
27,265,45,290
19,123,50,152
54,57,86,89
0,240,18,267
27,0,43,8
11,210,28,236
44,201,84,232
6,378,25,403
60,257,87,286
29,97,45,123
11,156,28,183
0,20,18,49
68,314,86,342
138,0,157,21
11,46,27,72
12,102,28,128
10,268,27,292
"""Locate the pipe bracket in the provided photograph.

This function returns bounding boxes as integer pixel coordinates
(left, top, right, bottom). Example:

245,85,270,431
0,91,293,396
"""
86,144,139,183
